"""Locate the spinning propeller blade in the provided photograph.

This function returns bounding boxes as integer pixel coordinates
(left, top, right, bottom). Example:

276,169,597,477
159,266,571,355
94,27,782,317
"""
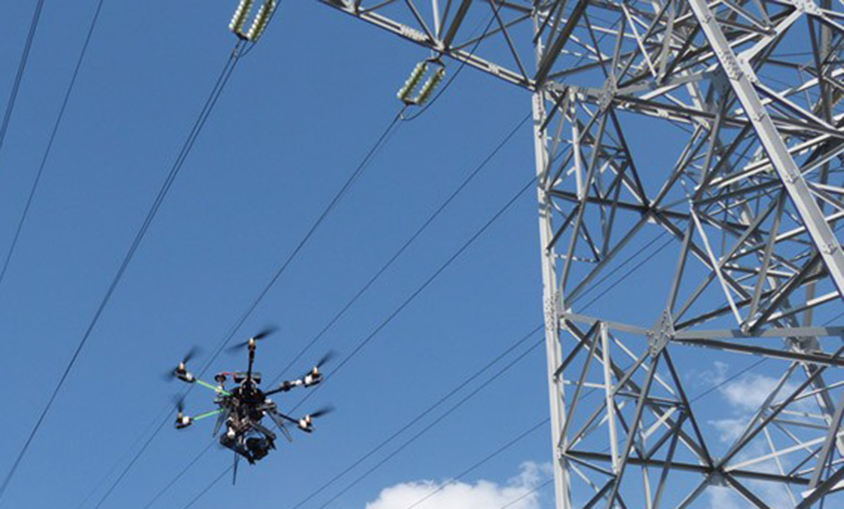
309,405,335,419
181,346,200,364
303,350,337,379
253,325,277,340
315,350,336,369
172,395,185,414
162,346,202,381
226,325,278,353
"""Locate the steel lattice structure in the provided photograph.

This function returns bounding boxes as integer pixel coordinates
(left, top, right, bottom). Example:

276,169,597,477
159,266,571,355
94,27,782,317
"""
318,0,844,506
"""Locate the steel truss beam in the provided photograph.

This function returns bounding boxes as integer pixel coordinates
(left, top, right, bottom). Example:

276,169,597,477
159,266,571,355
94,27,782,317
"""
319,0,844,506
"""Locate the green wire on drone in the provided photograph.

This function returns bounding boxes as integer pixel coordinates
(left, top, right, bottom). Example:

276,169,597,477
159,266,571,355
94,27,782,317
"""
397,60,446,106
229,0,276,42
193,409,223,421
196,379,231,396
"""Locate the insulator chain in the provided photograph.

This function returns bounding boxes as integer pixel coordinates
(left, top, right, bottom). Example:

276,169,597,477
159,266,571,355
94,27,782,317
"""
229,0,276,42
396,59,446,107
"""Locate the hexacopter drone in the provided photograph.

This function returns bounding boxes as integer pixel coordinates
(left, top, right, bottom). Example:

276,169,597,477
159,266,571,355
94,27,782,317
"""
166,327,333,480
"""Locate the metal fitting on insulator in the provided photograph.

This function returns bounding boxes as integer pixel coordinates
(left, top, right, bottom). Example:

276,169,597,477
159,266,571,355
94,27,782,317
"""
415,67,446,105
230,0,255,37
246,0,277,42
397,62,428,103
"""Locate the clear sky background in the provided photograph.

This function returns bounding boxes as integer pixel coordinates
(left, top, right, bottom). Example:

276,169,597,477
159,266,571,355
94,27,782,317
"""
0,2,554,508
0,2,830,509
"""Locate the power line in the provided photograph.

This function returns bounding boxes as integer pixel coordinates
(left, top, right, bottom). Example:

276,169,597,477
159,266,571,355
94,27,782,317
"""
159,18,522,500
177,173,538,508
146,113,530,507
689,358,768,404
304,232,681,506
288,174,537,414
308,232,678,507
570,232,669,306
142,440,216,509
0,0,45,161
181,200,678,508
400,1,502,123
73,404,170,508
184,464,233,509
83,106,406,506
92,410,171,509
296,324,543,507
0,40,244,504
193,106,405,379
158,325,540,509
403,417,550,509
0,0,105,292
269,112,531,388
312,334,546,509
180,330,544,509
577,234,675,312
498,478,554,509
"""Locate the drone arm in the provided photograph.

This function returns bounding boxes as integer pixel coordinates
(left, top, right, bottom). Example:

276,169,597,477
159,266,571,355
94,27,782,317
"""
212,407,231,437
195,379,231,396
193,409,223,422
266,407,317,433
264,379,301,396
266,410,294,442
268,408,299,425
265,366,325,396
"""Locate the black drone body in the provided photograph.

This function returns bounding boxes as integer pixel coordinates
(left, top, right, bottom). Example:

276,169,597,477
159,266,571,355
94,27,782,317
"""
168,329,332,480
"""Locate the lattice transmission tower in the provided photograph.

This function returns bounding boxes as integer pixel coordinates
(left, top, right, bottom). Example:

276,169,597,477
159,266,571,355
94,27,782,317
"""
318,0,844,506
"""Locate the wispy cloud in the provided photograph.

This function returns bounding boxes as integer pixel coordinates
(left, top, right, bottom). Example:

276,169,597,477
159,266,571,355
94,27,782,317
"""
700,365,798,508
365,462,549,509
687,360,729,388
719,373,787,412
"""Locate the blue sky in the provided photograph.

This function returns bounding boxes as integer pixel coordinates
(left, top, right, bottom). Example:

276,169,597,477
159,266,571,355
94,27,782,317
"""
0,2,556,508
2,2,837,508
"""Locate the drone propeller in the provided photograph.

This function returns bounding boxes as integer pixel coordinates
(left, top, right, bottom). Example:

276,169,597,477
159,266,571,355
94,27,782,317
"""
173,396,193,429
162,346,202,381
181,346,201,364
303,350,337,378
172,395,186,413
226,325,278,353
315,350,336,370
309,405,335,419
298,405,334,432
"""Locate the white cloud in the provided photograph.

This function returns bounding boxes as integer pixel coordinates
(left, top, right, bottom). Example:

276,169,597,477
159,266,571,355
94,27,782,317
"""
719,373,784,411
703,373,801,509
706,486,745,509
365,462,548,509
709,417,746,443
688,361,729,388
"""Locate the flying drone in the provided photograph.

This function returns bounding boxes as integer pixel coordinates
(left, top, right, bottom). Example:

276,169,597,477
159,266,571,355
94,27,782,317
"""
165,327,333,480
